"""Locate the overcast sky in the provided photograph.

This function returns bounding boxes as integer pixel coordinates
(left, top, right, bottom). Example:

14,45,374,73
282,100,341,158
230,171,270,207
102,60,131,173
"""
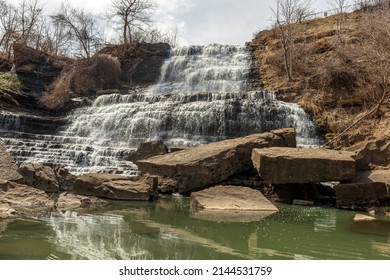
16,0,332,45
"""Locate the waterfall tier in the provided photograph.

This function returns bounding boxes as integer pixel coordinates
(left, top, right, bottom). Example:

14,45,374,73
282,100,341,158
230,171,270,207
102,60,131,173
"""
64,91,320,148
151,45,250,94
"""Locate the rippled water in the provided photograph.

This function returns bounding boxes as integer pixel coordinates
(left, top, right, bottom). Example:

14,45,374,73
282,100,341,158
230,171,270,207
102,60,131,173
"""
1,199,389,260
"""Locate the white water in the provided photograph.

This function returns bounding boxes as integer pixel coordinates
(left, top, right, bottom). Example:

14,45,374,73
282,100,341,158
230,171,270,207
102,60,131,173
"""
150,45,250,94
63,91,320,147
2,44,322,174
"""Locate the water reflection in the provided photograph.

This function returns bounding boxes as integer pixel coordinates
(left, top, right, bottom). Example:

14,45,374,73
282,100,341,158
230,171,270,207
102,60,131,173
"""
372,241,390,258
2,199,390,260
314,210,337,233
45,211,151,260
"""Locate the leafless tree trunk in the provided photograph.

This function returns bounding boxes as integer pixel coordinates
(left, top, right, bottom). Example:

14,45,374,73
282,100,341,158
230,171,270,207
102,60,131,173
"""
106,0,155,45
17,0,44,45
51,3,102,58
330,0,350,44
272,0,313,82
0,1,18,58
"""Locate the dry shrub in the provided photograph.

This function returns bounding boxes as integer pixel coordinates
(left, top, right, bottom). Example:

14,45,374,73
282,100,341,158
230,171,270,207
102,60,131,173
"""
40,54,121,109
262,49,285,76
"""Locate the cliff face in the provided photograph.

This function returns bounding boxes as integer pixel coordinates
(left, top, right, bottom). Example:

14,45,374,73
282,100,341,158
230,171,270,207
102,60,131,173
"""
250,9,390,165
13,43,69,94
98,43,171,86
5,42,171,112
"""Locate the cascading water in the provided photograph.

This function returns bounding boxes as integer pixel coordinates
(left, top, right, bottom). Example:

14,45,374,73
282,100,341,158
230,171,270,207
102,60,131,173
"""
64,44,321,147
151,45,250,94
2,44,322,174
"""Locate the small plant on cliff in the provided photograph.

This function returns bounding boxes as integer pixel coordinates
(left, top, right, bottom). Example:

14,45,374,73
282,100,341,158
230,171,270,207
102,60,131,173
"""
40,54,121,110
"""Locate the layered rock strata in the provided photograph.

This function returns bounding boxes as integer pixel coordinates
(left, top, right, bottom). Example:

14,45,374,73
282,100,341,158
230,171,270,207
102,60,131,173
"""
74,173,158,201
137,128,295,193
252,147,356,184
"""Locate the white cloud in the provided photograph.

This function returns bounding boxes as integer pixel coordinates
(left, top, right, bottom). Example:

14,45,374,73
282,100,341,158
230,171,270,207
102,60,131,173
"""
12,0,331,46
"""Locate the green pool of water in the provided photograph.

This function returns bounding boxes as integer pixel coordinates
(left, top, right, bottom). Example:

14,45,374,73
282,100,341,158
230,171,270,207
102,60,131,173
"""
1,197,390,260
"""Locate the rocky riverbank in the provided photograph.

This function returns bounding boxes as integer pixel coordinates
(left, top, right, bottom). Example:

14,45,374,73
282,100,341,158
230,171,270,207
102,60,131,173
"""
2,129,390,220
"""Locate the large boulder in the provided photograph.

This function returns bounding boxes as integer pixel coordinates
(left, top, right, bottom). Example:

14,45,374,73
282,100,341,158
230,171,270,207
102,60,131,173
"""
0,139,23,183
334,182,388,209
353,214,376,222
137,129,295,193
347,139,390,171
334,170,390,210
18,162,59,192
190,185,278,222
56,192,109,211
128,140,168,162
74,173,158,201
252,147,356,184
0,180,55,216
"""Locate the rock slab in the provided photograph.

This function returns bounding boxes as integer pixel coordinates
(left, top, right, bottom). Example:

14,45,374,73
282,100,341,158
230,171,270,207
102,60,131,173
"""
137,129,295,193
18,162,59,192
191,185,278,211
0,139,23,182
57,192,109,211
0,180,55,215
334,170,390,209
190,185,278,223
252,147,356,184
74,173,158,201
353,214,376,222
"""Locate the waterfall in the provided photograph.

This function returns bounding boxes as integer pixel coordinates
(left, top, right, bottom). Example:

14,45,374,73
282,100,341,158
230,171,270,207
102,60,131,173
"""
63,91,319,147
2,44,322,175
150,45,250,94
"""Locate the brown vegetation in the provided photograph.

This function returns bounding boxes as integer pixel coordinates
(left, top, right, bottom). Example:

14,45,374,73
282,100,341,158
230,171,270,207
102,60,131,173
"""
40,54,121,109
250,4,390,148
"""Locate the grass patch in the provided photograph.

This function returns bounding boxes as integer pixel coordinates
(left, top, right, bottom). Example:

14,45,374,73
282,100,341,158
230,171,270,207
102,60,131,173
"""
40,54,121,110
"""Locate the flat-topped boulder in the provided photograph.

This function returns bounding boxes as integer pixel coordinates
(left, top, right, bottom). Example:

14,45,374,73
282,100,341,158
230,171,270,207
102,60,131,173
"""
74,173,158,201
137,129,295,193
0,180,55,216
0,139,23,182
334,170,390,209
190,185,278,223
353,214,376,222
57,192,110,211
252,147,356,184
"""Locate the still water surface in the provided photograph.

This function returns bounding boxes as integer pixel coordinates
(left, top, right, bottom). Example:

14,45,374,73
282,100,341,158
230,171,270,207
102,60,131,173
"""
1,197,390,260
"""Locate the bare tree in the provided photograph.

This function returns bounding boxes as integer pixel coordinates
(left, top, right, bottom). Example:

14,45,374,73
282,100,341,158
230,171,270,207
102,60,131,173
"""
16,0,44,45
132,26,180,47
0,1,18,57
272,0,313,81
329,0,350,43
106,0,155,44
51,3,103,58
41,17,72,56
